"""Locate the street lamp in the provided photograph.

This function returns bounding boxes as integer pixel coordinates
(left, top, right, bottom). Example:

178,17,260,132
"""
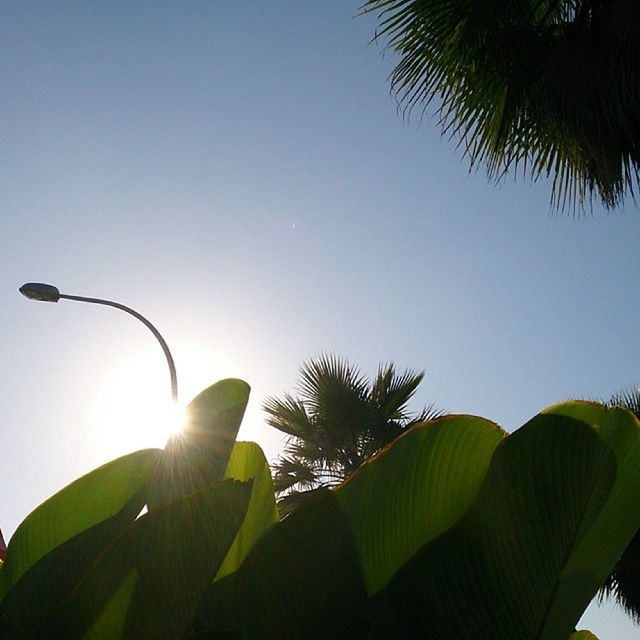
19,283,178,403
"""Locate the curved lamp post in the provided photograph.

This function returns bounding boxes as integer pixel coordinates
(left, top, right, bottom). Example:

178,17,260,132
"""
19,283,178,403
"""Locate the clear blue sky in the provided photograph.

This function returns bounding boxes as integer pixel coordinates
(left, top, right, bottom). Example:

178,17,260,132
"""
1,2,639,635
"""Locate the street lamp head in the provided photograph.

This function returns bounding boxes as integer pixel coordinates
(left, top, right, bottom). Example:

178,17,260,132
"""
19,283,61,302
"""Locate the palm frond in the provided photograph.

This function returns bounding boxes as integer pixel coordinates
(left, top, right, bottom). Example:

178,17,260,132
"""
363,0,640,212
265,354,443,513
413,402,445,423
608,387,640,417
600,527,640,623
297,353,368,404
272,455,319,493
370,363,425,420
262,393,313,438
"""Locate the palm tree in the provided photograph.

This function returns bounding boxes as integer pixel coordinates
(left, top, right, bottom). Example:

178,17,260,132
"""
264,354,442,515
598,387,640,622
363,0,640,212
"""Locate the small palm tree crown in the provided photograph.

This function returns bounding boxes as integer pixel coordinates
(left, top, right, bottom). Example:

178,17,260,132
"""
364,0,640,212
264,354,442,515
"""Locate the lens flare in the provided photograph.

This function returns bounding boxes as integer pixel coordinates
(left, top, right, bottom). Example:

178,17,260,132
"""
88,343,250,461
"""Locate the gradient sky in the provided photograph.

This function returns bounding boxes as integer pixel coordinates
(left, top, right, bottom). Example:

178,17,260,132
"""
2,2,639,635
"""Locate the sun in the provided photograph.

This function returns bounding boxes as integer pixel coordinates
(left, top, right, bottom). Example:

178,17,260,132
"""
89,342,229,460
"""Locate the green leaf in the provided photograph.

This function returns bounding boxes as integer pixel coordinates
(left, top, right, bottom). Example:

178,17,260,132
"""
195,415,504,638
542,402,640,561
336,415,506,594
215,441,278,581
150,379,250,505
0,492,144,639
540,402,640,631
42,480,252,640
0,448,160,600
69,381,253,638
122,479,252,640
370,413,620,639
221,492,371,639
84,570,137,640
569,632,599,640
186,407,640,638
